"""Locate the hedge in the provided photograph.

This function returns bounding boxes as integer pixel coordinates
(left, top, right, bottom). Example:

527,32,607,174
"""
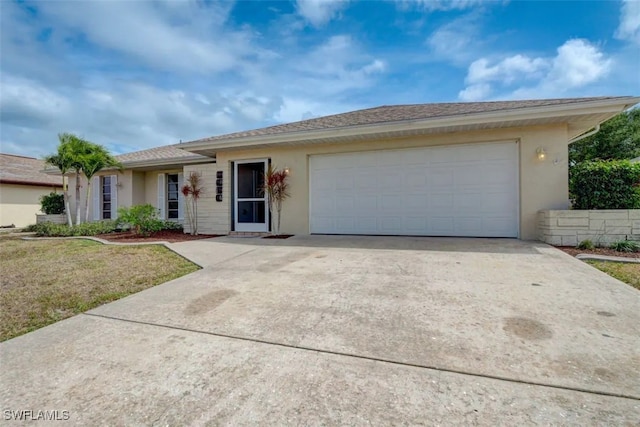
570,160,640,209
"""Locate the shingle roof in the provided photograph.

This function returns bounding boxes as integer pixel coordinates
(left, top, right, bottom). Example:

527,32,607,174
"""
115,143,209,163
0,154,63,186
187,97,627,144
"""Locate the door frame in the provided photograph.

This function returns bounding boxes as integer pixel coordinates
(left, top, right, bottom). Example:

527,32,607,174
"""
234,159,269,232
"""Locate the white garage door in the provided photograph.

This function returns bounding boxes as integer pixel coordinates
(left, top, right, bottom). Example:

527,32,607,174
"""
309,141,519,237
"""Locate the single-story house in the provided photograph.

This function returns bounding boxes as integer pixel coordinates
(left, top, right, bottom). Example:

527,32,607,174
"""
0,153,63,228
65,96,639,240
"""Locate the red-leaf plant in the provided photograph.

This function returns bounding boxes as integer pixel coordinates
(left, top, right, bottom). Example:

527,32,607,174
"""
181,172,203,235
262,164,290,236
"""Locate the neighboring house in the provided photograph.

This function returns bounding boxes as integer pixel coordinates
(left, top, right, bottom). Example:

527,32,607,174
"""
0,154,63,227
64,96,639,240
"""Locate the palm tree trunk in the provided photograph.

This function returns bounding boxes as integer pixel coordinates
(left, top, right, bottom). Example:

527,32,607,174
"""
63,176,72,227
75,173,82,225
84,180,91,223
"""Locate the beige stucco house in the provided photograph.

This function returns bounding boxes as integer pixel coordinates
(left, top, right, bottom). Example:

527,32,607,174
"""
0,154,63,228
66,96,639,240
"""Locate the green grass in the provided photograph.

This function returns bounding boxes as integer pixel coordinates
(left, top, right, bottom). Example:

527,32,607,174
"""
0,237,199,341
587,261,640,290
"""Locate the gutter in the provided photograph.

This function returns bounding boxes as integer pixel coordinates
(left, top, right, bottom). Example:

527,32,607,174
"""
0,179,63,187
568,124,600,144
42,155,214,175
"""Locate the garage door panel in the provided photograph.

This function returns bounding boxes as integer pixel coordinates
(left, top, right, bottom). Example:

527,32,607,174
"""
381,194,402,210
379,176,402,190
310,142,518,237
430,169,454,187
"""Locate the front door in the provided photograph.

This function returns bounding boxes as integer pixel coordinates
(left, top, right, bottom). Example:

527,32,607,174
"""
234,160,269,232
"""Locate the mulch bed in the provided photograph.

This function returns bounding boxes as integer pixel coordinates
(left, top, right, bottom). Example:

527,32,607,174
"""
557,246,639,259
97,230,222,243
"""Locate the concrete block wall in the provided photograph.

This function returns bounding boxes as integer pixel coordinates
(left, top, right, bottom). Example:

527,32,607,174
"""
538,209,640,246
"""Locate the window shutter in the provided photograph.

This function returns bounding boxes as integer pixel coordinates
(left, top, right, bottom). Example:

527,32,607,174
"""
110,175,118,219
92,176,100,221
177,172,184,220
157,173,166,219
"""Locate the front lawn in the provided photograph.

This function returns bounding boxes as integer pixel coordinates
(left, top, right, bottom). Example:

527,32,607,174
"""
0,238,199,341
587,261,640,290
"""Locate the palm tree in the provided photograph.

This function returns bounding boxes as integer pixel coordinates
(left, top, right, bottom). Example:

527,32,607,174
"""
43,133,77,226
79,145,122,223
63,136,94,225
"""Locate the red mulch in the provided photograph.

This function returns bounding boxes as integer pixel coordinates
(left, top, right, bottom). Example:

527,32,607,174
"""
97,230,222,243
557,246,640,259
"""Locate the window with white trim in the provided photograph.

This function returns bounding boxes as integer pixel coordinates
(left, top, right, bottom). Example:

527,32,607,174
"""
101,176,112,219
157,172,183,221
167,174,179,219
93,174,117,221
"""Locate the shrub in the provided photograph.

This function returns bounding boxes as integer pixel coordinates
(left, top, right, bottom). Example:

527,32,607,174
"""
117,204,164,236
161,221,183,231
609,240,640,253
31,221,116,237
577,239,595,250
570,160,640,209
39,192,65,214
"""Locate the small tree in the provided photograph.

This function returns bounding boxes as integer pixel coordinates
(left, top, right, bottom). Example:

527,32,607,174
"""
181,172,203,235
79,146,122,223
262,165,290,236
43,133,77,226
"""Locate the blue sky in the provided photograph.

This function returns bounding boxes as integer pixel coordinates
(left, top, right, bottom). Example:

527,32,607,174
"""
1,0,638,157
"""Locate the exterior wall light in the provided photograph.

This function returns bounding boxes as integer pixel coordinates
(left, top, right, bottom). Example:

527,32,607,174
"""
536,147,546,160
283,166,291,175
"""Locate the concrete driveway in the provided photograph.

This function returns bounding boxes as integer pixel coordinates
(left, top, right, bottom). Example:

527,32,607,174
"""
1,236,638,425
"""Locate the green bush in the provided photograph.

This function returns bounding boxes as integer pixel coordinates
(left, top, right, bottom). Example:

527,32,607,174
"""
117,204,164,236
577,239,595,250
31,221,117,237
609,240,640,253
39,193,65,214
161,221,183,231
570,160,640,209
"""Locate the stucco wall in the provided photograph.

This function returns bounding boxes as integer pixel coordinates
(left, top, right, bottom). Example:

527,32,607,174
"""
0,183,62,227
197,124,569,239
538,210,640,246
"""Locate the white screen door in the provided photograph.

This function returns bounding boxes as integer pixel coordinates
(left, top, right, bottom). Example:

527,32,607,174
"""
234,160,269,232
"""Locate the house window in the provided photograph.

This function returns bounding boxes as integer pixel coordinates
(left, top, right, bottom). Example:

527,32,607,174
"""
167,174,179,219
102,176,111,219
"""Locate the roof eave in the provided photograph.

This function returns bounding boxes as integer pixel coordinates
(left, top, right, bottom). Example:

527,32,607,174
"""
180,97,640,152
119,155,215,169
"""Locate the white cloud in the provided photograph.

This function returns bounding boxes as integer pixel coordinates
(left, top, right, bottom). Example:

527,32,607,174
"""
546,39,611,88
0,1,387,157
466,55,547,85
458,39,611,101
30,0,254,74
295,0,349,27
615,0,640,45
458,83,491,102
396,0,485,11
426,14,481,64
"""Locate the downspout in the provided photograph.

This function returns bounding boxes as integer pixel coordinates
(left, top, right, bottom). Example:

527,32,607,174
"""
569,124,600,144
